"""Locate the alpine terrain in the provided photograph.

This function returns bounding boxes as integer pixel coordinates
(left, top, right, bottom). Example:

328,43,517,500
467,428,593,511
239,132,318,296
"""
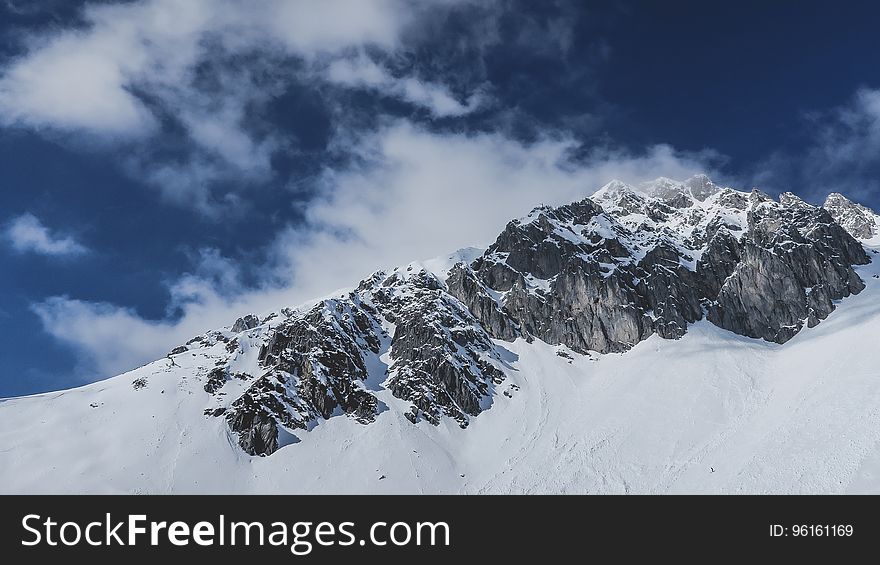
3,175,880,494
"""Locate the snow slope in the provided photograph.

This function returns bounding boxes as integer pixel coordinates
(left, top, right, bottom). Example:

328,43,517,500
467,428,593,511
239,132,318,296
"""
2,246,879,494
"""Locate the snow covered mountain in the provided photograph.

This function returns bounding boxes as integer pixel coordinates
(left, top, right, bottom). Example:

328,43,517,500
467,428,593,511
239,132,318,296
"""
3,176,880,494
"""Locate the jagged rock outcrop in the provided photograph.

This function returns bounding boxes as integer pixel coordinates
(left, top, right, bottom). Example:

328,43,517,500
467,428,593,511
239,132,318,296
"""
706,191,868,341
231,314,261,333
358,269,507,426
208,265,509,455
824,192,879,240
222,298,383,455
179,175,876,457
448,177,871,354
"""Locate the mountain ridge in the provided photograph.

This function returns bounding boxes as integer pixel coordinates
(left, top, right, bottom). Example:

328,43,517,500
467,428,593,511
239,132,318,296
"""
152,176,879,456
2,176,880,495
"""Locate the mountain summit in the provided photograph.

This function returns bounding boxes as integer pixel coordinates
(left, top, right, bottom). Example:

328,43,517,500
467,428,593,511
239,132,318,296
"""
3,176,880,494
823,192,880,242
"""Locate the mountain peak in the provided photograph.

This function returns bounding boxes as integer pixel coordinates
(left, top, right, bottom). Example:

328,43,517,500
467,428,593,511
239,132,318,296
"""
636,174,724,203
778,191,811,208
823,192,880,241
593,179,638,198
824,192,853,206
683,173,720,201
594,174,724,204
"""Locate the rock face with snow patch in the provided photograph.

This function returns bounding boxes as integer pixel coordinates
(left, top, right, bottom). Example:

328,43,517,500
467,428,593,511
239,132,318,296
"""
358,269,506,426
209,267,510,455
823,192,880,241
448,177,870,352
706,191,867,342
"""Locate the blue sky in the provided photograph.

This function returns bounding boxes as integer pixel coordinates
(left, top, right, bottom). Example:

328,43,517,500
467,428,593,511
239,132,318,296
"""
2,0,880,397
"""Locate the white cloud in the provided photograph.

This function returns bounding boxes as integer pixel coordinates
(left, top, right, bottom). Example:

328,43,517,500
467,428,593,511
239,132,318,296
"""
0,0,209,137
33,122,721,377
326,53,486,117
31,247,271,377
0,0,398,211
0,0,415,133
32,298,180,377
0,36,157,136
0,0,491,215
5,214,87,256
807,88,880,199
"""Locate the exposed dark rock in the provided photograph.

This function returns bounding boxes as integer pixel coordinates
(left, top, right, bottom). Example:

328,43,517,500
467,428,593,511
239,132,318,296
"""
232,314,261,333
361,268,508,427
446,263,519,340
204,368,228,394
226,398,279,456
696,229,742,298
684,174,722,201
225,374,309,456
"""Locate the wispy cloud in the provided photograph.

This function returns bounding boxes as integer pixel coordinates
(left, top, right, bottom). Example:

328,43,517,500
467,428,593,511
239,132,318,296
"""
0,0,414,134
325,52,488,117
752,87,880,206
32,298,180,377
0,0,495,216
5,213,87,257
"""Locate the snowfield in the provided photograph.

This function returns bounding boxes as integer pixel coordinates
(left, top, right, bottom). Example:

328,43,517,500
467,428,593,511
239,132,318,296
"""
2,245,879,495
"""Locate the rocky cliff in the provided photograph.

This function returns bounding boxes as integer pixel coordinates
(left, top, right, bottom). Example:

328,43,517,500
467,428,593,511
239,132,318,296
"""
449,176,869,348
